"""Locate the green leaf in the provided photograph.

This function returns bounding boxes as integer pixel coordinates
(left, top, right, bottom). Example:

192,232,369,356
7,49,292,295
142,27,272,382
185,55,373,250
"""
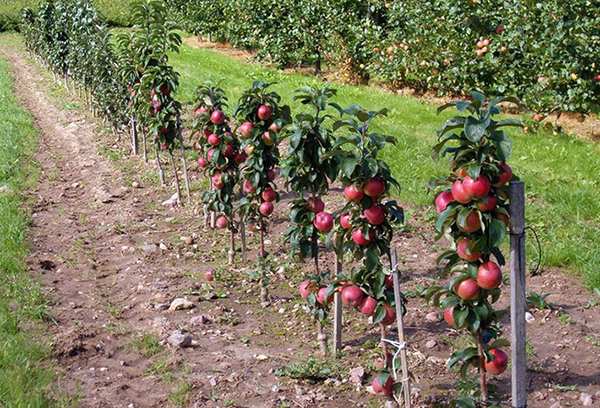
488,218,507,248
340,156,359,178
464,116,489,143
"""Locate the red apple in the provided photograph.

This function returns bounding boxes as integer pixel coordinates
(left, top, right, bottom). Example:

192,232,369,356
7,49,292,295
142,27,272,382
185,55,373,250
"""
458,210,481,233
477,261,502,289
533,113,542,122
208,133,220,146
456,238,482,262
496,25,504,34
316,287,333,304
384,274,394,289
259,201,274,216
344,184,364,201
234,152,246,164
463,176,491,199
257,105,272,121
204,128,212,138
262,131,274,146
205,268,214,281
455,278,479,300
261,188,276,202
492,162,513,187
299,280,315,299
476,195,498,212
372,376,394,396
363,177,385,197
444,306,466,329
358,296,377,316
307,197,325,213
451,180,472,204
495,213,509,226
212,173,224,189
382,304,396,325
267,169,276,181
239,121,254,138
352,228,373,245
485,349,508,375
207,148,215,162
243,179,255,194
435,190,454,213
269,122,279,132
223,143,234,157
341,286,364,307
340,213,352,229
364,205,385,225
244,144,254,156
210,110,225,124
197,156,207,168
314,212,334,233
216,216,228,229
194,106,206,117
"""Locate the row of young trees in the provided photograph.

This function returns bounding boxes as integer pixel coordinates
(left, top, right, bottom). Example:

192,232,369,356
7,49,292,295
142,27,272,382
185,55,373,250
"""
21,1,521,405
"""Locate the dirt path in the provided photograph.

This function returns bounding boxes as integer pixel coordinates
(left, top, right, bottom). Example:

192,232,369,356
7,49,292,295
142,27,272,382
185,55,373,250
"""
2,43,600,408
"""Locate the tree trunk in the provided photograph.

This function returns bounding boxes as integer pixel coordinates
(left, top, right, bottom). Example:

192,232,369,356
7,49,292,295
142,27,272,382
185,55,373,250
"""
381,324,390,367
155,147,165,186
228,226,236,265
317,321,328,356
259,214,268,303
142,126,148,163
478,333,489,402
240,218,247,260
176,118,192,203
168,149,182,206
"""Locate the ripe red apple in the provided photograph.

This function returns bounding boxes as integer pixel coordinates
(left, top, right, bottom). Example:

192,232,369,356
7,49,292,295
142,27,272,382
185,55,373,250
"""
372,376,394,396
495,213,509,226
496,25,504,34
197,156,207,168
463,176,491,198
595,74,600,81
341,286,364,307
261,188,276,202
435,190,455,213
485,349,508,375
267,169,276,181
207,148,215,162
205,268,214,281
194,106,206,117
208,134,221,146
314,212,334,233
358,296,377,316
244,144,254,156
239,122,254,138
269,122,279,132
204,128,212,138
352,228,373,245
306,197,325,213
451,180,472,204
384,274,394,289
492,162,513,187
316,287,333,304
340,213,352,229
216,216,228,229
476,195,498,212
443,306,466,329
533,113,542,122
455,278,479,300
257,105,272,121
382,304,396,325
210,110,225,125
299,280,315,299
234,152,246,164
262,131,274,146
344,184,364,201
364,205,385,225
363,177,385,197
259,201,274,216
242,179,255,194
223,143,234,157
212,173,224,189
194,141,201,150
456,238,482,262
458,210,481,233
477,261,502,289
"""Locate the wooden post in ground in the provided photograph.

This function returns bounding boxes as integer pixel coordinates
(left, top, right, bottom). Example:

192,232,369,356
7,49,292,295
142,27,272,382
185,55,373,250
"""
509,181,527,408
176,117,192,203
333,253,343,355
132,117,139,155
391,248,411,407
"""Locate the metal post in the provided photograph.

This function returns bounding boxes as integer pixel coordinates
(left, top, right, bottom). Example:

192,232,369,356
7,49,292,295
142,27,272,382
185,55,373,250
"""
509,181,527,408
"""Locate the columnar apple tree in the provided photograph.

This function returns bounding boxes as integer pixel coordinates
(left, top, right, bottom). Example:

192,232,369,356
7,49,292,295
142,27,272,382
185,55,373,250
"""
235,80,291,303
281,85,340,354
328,106,405,396
426,91,520,404
193,83,244,264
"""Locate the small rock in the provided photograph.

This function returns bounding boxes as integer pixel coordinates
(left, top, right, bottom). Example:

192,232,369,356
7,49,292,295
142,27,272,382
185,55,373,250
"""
184,236,194,245
550,402,562,408
425,339,437,349
260,301,270,308
154,303,169,310
425,311,441,322
255,354,268,361
141,244,157,253
526,312,535,323
384,401,396,408
190,315,210,325
132,181,140,188
159,243,168,250
169,298,195,311
167,331,192,348
153,282,168,290
162,192,180,207
348,367,365,385
580,393,594,406
271,385,280,393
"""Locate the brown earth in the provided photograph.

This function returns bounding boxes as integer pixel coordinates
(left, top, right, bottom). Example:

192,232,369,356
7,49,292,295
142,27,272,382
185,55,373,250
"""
1,41,600,408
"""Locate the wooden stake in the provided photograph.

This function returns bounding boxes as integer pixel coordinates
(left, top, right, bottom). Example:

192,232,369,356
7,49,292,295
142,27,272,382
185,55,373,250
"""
142,126,148,163
391,248,411,407
333,253,343,355
168,149,182,206
155,146,165,185
176,118,192,203
259,214,268,303
228,226,236,265
509,181,527,408
132,117,139,155
240,217,247,260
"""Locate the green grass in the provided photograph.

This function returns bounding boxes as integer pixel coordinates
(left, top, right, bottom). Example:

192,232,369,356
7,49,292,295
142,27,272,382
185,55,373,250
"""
0,52,59,405
169,42,600,290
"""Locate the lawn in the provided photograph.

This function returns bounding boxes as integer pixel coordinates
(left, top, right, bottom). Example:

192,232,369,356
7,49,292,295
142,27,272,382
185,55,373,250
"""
170,41,600,290
0,53,57,406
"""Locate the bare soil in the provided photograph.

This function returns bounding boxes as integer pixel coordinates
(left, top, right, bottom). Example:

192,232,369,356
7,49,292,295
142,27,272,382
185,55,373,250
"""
2,44,600,408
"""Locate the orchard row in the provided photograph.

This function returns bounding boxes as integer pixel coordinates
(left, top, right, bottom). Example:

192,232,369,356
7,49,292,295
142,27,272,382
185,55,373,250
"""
21,1,521,405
